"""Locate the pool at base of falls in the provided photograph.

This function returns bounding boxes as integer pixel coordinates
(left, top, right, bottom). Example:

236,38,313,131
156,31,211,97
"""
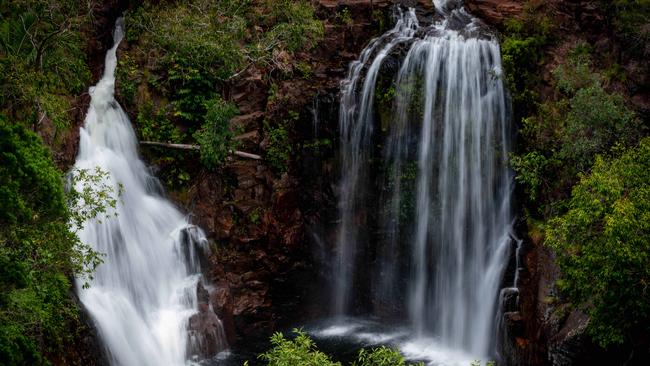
207,317,483,366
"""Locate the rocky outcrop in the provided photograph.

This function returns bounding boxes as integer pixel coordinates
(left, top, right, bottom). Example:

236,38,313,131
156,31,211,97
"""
187,282,228,359
465,0,524,27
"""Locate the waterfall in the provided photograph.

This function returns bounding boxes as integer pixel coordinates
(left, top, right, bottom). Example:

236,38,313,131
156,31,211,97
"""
333,1,513,359
74,19,226,366
335,7,419,316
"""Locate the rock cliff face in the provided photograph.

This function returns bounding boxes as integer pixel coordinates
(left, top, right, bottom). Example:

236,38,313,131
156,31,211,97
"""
465,0,523,27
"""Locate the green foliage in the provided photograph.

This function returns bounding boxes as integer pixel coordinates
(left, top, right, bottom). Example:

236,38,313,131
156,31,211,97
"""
376,83,396,131
296,61,314,79
265,122,292,173
546,138,650,347
123,0,323,172
559,84,637,170
257,0,325,53
264,111,297,174
470,362,496,366
304,138,332,149
338,7,353,27
509,152,548,201
510,49,641,212
193,98,239,170
249,207,262,225
259,329,341,366
0,118,117,364
352,347,420,366
500,9,553,120
0,119,66,224
136,101,185,143
0,0,92,131
126,0,323,96
603,0,650,57
116,54,140,105
552,43,595,94
257,330,422,366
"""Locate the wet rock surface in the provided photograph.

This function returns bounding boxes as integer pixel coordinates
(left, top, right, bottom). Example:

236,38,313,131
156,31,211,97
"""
464,0,524,27
188,282,228,359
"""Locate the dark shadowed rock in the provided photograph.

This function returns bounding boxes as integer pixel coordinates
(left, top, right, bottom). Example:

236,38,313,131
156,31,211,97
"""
464,0,524,27
187,282,228,359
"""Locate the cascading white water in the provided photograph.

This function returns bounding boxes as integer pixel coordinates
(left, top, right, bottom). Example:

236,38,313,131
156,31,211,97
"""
74,19,226,366
332,0,513,360
403,23,512,356
336,7,419,315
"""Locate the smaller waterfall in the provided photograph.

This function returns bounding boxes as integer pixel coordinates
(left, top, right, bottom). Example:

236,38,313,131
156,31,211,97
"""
331,1,514,361
335,7,420,316
74,19,226,366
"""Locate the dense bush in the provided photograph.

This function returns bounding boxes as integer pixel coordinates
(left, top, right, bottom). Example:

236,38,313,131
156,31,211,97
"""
499,5,553,121
505,8,649,348
262,109,299,174
602,0,650,57
257,330,340,366
255,330,422,366
193,98,239,170
136,101,185,144
265,121,293,173
510,48,641,213
121,0,323,172
0,118,115,364
546,137,650,347
0,0,92,132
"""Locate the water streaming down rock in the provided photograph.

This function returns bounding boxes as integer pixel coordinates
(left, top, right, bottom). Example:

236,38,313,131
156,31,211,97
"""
333,0,513,358
74,19,226,366
335,7,420,316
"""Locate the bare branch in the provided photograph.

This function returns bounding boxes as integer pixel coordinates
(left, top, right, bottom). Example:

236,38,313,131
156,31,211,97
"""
139,141,262,160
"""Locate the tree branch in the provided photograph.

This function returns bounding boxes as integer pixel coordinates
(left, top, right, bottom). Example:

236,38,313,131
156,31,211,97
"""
139,141,262,160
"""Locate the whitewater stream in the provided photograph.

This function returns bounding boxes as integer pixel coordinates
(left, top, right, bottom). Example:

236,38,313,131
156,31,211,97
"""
74,18,226,366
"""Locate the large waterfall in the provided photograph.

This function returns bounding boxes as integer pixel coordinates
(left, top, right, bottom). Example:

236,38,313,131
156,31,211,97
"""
331,0,513,361
74,19,225,365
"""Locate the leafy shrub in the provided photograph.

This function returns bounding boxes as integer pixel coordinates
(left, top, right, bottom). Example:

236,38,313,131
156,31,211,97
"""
124,0,323,171
0,118,115,363
0,120,66,224
510,49,641,211
500,11,553,120
265,122,292,173
353,347,417,366
559,84,638,170
193,98,239,170
136,101,185,143
0,0,92,131
509,151,549,201
257,0,325,53
258,329,340,366
603,0,650,57
256,330,422,366
116,55,140,105
338,7,354,27
546,137,650,347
